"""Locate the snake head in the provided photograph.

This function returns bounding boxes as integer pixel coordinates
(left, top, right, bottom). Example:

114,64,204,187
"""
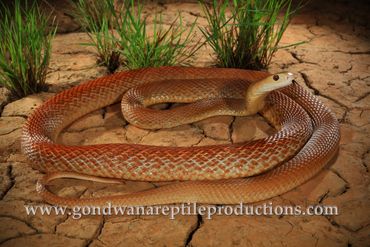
271,72,294,89
257,72,295,94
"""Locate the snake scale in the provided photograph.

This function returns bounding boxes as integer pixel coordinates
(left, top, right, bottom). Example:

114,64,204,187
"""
21,67,340,206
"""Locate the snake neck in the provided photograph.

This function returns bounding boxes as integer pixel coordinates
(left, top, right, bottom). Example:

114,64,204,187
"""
245,81,271,114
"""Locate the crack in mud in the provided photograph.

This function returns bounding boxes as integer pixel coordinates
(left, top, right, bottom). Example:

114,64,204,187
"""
300,72,349,112
332,50,370,55
339,64,353,74
0,127,22,136
185,214,203,246
0,214,39,234
85,217,105,247
54,214,70,234
0,233,39,246
290,51,318,65
229,116,236,144
1,165,15,200
354,92,369,103
361,149,370,173
190,123,206,146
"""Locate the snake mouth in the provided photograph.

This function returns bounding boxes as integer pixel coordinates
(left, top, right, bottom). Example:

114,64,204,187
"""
276,72,295,89
287,72,294,81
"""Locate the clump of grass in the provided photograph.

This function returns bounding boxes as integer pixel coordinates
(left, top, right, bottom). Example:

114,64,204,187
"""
0,0,56,98
72,0,201,71
71,0,116,30
114,1,201,69
71,0,120,73
200,0,302,70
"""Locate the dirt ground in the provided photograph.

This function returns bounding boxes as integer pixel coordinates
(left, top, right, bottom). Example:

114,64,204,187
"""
0,0,369,246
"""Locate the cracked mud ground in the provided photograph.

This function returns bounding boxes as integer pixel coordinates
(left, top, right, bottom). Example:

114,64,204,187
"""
0,0,369,246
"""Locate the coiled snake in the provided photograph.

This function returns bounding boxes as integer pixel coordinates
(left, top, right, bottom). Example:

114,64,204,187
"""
21,67,340,206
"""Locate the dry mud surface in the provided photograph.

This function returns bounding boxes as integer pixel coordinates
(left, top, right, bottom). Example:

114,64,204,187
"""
0,1,369,246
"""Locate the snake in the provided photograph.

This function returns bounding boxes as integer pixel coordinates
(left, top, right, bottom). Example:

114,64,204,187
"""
21,67,340,206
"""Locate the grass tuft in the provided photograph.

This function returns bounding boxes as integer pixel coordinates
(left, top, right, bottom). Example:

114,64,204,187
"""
0,0,56,98
114,2,201,69
70,0,116,31
200,0,302,70
71,0,120,73
73,0,201,71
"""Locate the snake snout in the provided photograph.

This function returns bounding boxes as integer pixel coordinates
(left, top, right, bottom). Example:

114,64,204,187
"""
286,72,294,82
276,72,294,88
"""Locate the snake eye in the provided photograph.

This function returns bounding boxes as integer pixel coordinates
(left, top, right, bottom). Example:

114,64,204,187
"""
273,74,279,81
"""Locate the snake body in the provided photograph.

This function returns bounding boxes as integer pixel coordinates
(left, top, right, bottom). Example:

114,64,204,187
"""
21,67,340,206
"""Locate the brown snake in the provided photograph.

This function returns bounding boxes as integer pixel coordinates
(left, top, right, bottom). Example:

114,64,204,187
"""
21,67,340,206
